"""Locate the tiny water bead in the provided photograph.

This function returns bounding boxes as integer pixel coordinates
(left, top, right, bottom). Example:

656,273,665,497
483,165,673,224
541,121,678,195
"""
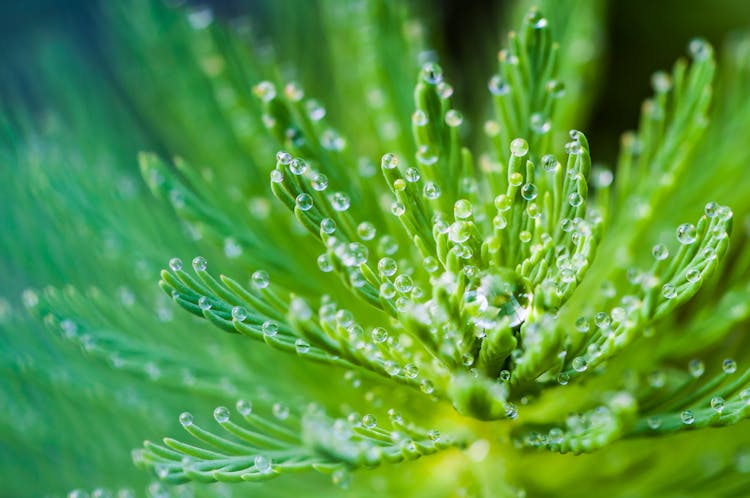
295,193,313,211
652,244,669,261
488,75,510,96
417,144,439,165
198,296,212,311
463,269,533,329
412,110,428,126
371,327,388,344
647,416,662,430
169,257,183,271
530,113,551,134
317,254,333,272
231,306,247,322
251,270,270,289
331,192,351,211
421,62,444,84
676,223,697,245
391,202,406,216
723,359,738,374
404,167,421,183
685,268,701,283
510,138,529,157
276,151,292,165
357,222,376,240
295,338,310,354
594,312,611,329
254,455,273,474
377,257,398,276
361,414,377,428
688,37,711,61
262,320,278,337
662,283,677,300
651,71,672,93
273,403,290,420
688,359,705,378
567,192,583,207
192,256,207,271
179,412,193,427
704,201,719,218
270,170,284,183
454,199,472,219
289,158,308,175
541,154,558,171
320,218,336,234
213,406,230,423
253,81,276,102
311,173,328,191
236,399,253,416
521,183,538,201
423,182,441,199
710,396,725,413
572,357,588,372
445,109,463,127
680,410,695,425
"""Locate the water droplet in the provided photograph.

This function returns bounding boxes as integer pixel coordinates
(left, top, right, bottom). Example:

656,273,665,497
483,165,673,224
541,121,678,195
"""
723,358,737,374
647,416,662,430
236,399,252,416
317,254,333,272
332,469,352,489
394,275,414,293
391,202,406,216
362,414,377,428
320,218,336,234
295,193,313,211
254,455,273,474
179,411,193,427
371,327,388,344
306,99,326,121
192,256,207,272
688,359,705,378
509,172,523,187
572,357,588,372
262,320,278,337
454,199,472,219
676,223,697,244
289,158,308,176
499,370,511,382
688,38,711,61
356,222,376,241
404,363,419,378
169,258,183,271
464,269,532,329
198,296,212,311
594,312,611,328
331,192,351,211
231,306,247,322
510,138,529,157
685,268,701,283
251,270,270,289
546,79,566,98
567,192,583,207
412,110,428,126
680,410,695,425
710,396,725,413
311,173,328,191
276,151,292,165
420,379,435,394
521,183,538,201
437,82,454,98
384,361,401,376
423,182,441,199
445,109,463,127
270,169,284,183
423,256,439,273
652,244,669,261
421,62,443,84
488,75,509,96
295,338,310,354
253,81,276,102
662,283,677,300
427,429,441,442
272,403,290,420
575,317,590,333
557,372,570,385
417,145,439,165
530,113,551,134
704,202,719,218
213,406,230,423
377,257,398,277
651,71,672,93
448,222,471,243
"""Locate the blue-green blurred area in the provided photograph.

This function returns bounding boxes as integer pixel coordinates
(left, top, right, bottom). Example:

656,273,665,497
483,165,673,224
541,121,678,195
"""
1,1,750,497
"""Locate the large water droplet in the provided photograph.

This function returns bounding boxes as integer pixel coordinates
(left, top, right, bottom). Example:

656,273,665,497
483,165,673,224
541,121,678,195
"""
463,268,532,329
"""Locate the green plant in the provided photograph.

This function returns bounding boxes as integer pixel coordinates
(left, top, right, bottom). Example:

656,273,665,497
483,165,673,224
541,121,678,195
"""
3,1,750,497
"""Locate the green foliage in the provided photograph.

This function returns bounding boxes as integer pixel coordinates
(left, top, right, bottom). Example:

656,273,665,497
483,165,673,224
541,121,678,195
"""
3,1,750,497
